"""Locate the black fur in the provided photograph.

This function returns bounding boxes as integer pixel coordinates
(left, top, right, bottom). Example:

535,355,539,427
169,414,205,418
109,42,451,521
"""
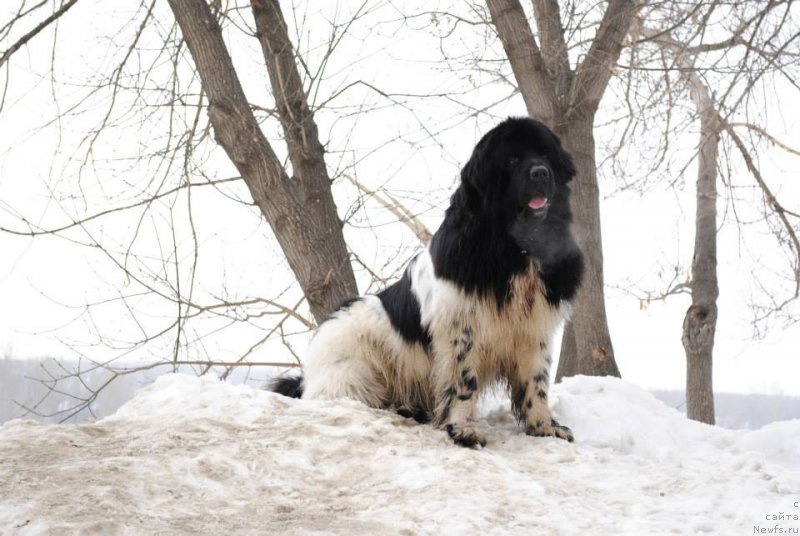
271,375,304,398
377,266,431,348
512,382,528,420
430,117,583,309
397,406,432,424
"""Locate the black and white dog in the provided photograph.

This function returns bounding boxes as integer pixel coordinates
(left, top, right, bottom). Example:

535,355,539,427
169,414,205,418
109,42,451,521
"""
273,117,584,448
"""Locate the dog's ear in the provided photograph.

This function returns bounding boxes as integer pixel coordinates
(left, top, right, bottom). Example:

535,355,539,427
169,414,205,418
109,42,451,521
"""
450,184,481,215
459,130,497,212
458,158,483,213
550,131,577,183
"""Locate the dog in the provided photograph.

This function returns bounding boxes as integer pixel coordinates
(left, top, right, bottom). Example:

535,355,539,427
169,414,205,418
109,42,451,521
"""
272,117,584,448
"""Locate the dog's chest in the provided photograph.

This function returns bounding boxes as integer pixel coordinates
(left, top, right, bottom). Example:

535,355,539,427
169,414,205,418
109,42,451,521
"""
424,272,559,354
472,270,558,349
508,268,545,314
412,250,564,356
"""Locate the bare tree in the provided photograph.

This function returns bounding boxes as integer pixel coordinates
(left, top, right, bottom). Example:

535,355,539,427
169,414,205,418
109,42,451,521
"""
684,97,718,422
166,0,357,323
622,2,800,423
651,29,722,425
0,1,441,420
682,73,720,425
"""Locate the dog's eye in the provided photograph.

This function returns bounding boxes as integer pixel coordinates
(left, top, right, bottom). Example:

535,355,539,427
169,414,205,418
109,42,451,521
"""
508,157,519,167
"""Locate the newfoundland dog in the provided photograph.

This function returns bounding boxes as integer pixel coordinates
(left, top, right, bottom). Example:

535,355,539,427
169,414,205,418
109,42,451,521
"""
273,117,584,448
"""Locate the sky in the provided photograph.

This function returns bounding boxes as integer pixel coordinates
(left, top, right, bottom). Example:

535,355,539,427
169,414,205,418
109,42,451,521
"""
0,0,798,396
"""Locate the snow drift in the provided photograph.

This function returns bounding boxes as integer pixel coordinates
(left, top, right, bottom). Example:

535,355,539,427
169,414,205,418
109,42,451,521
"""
1,374,798,535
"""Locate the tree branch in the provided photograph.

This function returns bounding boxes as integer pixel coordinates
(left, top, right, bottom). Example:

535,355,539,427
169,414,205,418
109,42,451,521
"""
345,175,432,245
723,121,800,301
485,0,559,124
531,0,573,101
728,122,800,157
166,0,358,322
0,0,80,69
571,0,639,116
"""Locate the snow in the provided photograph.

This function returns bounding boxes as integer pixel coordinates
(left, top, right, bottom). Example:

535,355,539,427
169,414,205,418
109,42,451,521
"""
1,374,798,535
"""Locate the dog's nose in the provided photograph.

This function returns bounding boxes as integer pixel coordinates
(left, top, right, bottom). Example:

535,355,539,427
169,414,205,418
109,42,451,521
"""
529,165,550,182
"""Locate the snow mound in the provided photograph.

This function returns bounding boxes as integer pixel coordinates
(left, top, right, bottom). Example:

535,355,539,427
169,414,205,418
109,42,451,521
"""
1,374,798,535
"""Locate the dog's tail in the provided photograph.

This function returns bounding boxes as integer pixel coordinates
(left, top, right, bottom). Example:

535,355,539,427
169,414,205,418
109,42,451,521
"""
270,374,304,399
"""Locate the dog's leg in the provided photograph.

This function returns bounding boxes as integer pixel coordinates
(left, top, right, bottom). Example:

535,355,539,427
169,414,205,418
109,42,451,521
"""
431,324,486,448
510,340,573,442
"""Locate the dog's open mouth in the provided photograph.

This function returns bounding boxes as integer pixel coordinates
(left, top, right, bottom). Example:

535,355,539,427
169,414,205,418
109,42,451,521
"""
527,197,549,211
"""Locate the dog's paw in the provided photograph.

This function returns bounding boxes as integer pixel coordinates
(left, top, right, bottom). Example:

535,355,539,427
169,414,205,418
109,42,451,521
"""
526,418,574,442
445,423,487,449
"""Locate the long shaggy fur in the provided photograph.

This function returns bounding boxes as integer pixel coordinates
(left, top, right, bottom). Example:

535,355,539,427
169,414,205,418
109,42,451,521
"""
272,117,584,447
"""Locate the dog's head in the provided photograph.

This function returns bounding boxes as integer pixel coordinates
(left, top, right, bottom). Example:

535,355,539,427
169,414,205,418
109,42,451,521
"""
457,117,576,251
459,117,575,217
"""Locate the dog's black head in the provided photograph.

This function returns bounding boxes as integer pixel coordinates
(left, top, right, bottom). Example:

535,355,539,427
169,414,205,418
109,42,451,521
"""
458,117,576,252
434,117,583,306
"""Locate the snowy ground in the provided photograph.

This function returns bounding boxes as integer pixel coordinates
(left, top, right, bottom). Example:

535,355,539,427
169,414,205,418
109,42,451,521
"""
1,375,798,535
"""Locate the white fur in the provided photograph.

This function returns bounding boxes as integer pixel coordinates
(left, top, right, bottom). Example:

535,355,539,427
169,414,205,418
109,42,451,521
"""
302,248,571,443
302,294,432,409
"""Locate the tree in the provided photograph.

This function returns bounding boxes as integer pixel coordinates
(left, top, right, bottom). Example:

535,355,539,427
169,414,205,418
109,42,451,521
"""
648,29,722,425
166,0,357,323
623,2,800,423
485,0,636,379
0,0,438,420
682,76,719,425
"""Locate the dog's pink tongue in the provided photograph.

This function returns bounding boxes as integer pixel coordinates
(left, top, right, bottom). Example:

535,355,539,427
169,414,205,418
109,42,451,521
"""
528,197,548,210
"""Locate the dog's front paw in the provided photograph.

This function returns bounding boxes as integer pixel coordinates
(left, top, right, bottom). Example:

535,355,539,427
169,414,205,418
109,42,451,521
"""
526,418,574,442
445,423,487,448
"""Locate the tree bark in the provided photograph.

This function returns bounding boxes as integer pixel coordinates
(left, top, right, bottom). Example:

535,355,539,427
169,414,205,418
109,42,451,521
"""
531,0,573,104
488,0,637,379
486,0,559,124
166,0,357,323
555,116,620,380
682,75,719,425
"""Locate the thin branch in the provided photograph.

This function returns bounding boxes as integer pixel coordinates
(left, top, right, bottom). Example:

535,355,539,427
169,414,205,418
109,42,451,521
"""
345,175,432,245
571,0,639,115
0,0,80,69
0,177,242,237
723,120,800,302
727,122,800,157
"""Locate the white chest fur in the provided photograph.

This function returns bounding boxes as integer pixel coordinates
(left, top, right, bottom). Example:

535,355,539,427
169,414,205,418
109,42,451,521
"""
412,249,566,374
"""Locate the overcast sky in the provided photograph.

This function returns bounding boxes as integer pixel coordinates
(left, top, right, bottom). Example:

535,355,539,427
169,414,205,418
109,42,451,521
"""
1,1,798,396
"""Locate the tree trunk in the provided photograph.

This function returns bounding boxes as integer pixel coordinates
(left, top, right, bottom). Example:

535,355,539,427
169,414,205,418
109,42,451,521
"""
645,24,719,425
682,76,719,425
555,115,620,380
166,0,358,323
